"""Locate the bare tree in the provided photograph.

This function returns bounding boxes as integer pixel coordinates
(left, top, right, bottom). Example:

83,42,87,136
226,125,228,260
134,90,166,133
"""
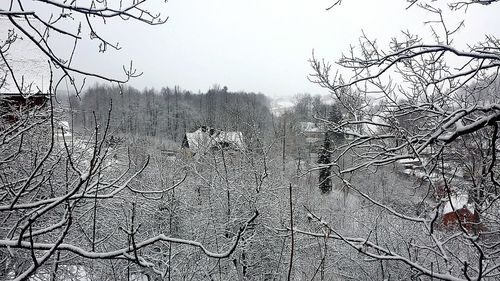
305,1,500,280
0,2,258,280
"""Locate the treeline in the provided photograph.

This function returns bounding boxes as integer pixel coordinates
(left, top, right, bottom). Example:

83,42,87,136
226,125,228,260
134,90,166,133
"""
68,84,274,144
292,93,334,122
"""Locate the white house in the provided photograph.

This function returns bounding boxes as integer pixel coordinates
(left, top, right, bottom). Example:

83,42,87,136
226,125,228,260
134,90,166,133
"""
181,126,245,155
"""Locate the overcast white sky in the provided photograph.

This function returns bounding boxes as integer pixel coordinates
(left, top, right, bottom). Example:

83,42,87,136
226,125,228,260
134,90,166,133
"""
5,0,500,98
75,0,430,97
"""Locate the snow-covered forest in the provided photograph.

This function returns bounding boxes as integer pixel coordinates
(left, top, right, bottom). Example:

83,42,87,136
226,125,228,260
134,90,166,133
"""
2,1,500,280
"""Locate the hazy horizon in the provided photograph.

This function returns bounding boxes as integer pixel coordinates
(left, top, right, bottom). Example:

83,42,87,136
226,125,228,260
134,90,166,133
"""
4,1,500,99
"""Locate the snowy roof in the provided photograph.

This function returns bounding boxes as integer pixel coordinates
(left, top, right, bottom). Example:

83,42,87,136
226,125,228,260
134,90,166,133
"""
397,158,421,165
442,193,474,215
183,127,245,153
299,122,325,133
0,18,49,94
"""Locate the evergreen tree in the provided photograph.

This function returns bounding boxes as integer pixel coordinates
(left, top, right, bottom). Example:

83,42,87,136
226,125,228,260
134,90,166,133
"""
317,103,343,194
317,132,332,193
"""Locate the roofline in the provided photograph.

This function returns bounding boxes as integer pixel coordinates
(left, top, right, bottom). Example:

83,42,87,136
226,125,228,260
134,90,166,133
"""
0,92,51,97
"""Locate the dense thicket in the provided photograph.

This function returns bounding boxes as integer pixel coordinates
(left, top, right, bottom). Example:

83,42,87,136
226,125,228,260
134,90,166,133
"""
70,84,273,145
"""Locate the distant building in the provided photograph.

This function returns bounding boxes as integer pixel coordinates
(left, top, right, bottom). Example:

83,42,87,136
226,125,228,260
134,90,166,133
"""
0,92,49,123
440,192,482,232
1,18,49,95
298,122,326,143
298,121,356,144
181,126,245,155
1,17,50,123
